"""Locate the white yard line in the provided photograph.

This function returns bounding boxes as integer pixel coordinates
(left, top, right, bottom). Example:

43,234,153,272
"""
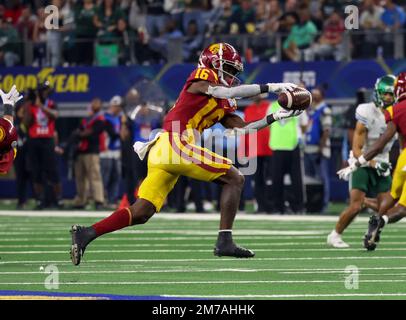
3,211,404,223
2,247,406,254
2,269,406,275
2,256,406,265
2,279,406,285
1,241,405,248
0,230,327,236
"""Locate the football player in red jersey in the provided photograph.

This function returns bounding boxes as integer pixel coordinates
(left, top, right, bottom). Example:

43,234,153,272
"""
0,85,23,174
338,71,406,250
70,42,303,265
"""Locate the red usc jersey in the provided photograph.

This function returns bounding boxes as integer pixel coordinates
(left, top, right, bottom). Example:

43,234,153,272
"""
384,99,406,147
28,100,57,139
163,67,237,136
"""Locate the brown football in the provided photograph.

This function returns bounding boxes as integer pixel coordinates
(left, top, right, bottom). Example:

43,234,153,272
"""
278,87,312,111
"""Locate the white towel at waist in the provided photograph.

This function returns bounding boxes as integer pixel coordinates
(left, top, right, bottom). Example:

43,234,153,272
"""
133,132,162,160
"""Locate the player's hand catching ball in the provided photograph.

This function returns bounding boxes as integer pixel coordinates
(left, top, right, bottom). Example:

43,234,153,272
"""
272,108,303,121
267,82,298,94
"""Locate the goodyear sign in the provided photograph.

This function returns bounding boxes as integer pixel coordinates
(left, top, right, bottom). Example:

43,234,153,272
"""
0,68,89,95
0,66,159,103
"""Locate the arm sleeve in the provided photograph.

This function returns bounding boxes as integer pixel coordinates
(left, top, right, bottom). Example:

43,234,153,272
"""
207,84,266,99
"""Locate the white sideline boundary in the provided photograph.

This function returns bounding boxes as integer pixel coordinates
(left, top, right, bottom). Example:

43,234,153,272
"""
1,210,402,223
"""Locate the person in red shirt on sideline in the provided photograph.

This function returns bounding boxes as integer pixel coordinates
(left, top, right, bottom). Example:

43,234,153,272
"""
239,94,273,213
0,85,22,174
23,81,61,209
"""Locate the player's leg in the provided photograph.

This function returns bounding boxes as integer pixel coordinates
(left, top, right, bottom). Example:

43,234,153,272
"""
364,160,405,250
327,188,365,248
168,133,254,257
363,197,379,211
212,166,254,257
70,163,178,265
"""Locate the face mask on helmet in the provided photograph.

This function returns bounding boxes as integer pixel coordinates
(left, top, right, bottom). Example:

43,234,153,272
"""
220,62,242,87
374,75,396,108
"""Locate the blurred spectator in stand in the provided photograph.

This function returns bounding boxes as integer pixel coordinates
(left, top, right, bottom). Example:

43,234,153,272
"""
182,0,208,35
46,0,64,66
0,15,21,66
321,0,342,17
261,0,283,34
148,17,182,62
359,0,384,58
60,0,76,65
14,95,32,210
100,95,123,208
74,0,98,65
360,0,384,30
284,0,297,12
16,5,37,41
304,88,332,213
304,11,345,61
4,0,24,25
379,0,406,57
240,94,273,213
209,0,233,35
381,0,406,30
269,100,308,214
283,3,317,61
94,0,126,44
116,15,133,65
23,82,61,209
183,19,203,62
142,0,168,38
228,0,256,34
32,6,47,67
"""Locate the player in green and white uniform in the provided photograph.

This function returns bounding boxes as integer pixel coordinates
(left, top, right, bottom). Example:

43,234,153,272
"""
327,75,397,248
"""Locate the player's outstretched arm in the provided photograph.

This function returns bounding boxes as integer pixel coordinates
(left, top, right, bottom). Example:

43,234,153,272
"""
0,85,23,123
223,109,303,137
188,80,298,99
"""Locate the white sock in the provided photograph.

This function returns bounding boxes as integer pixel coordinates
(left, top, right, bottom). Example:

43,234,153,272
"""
331,230,340,237
219,230,232,233
382,215,389,225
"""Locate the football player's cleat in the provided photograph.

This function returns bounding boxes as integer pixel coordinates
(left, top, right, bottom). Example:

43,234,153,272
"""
70,225,96,266
327,231,350,248
214,242,255,258
364,215,385,251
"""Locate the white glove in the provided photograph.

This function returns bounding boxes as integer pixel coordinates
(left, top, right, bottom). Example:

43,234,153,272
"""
337,162,358,181
272,108,303,121
0,85,23,106
267,82,298,94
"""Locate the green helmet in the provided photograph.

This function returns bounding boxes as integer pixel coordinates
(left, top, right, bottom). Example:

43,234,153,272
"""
373,75,396,108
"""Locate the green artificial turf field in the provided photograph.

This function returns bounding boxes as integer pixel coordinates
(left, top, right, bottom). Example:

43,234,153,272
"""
0,210,406,300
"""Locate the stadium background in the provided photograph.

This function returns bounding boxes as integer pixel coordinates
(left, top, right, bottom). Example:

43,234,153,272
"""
1,0,406,210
